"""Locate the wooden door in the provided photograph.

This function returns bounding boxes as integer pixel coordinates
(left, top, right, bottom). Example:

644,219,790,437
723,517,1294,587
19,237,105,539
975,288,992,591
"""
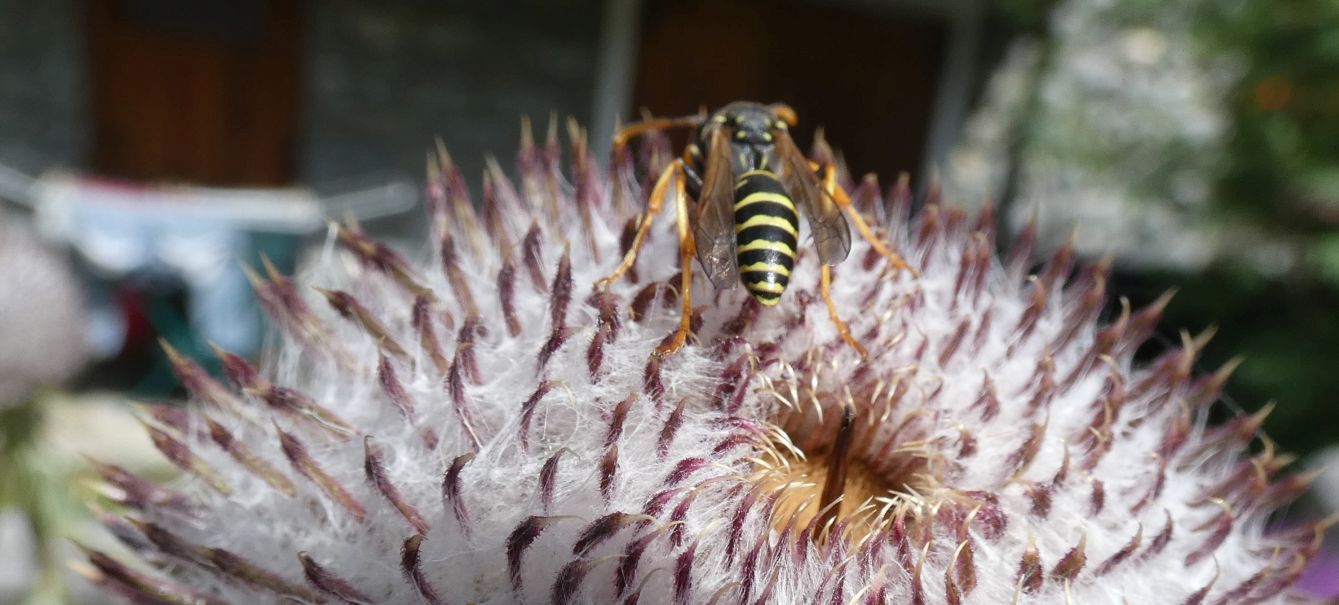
635,0,947,184
87,0,301,185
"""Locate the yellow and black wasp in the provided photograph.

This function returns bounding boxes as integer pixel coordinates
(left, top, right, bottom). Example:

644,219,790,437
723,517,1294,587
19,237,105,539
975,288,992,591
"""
598,101,913,356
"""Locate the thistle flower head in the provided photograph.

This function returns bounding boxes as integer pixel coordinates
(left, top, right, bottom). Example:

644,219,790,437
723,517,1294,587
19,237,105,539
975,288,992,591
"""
82,118,1328,604
0,219,86,407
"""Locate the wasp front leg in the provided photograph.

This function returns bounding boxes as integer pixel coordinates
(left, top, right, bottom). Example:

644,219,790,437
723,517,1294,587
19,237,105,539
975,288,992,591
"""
611,114,706,154
595,159,698,356
596,159,684,290
816,162,917,276
656,161,697,357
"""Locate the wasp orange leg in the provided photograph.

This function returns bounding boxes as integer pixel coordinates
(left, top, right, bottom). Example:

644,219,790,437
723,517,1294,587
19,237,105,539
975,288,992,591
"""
596,159,684,290
817,163,918,276
611,115,706,152
821,264,867,359
656,163,696,357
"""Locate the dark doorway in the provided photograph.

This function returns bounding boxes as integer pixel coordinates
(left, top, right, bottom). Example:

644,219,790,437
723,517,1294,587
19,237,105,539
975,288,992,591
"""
87,0,301,185
634,0,947,184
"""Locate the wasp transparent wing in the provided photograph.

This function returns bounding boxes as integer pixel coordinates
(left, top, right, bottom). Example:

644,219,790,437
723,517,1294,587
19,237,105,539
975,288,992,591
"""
694,127,740,289
776,128,851,265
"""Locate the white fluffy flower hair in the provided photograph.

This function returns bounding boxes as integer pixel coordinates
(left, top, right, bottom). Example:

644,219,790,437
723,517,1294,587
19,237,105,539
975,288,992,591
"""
80,118,1329,605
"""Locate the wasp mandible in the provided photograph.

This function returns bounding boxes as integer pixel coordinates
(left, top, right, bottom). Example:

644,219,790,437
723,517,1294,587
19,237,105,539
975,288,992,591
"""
597,101,914,356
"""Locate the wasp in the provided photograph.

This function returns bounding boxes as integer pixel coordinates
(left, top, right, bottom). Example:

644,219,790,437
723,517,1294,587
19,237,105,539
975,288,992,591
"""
598,101,914,356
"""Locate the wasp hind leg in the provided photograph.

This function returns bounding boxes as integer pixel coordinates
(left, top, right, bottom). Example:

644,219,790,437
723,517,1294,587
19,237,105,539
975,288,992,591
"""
813,162,915,359
817,163,918,276
821,264,867,359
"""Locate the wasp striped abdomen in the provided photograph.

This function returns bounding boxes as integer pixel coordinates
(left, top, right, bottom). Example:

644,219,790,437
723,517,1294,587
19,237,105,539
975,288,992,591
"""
734,169,799,305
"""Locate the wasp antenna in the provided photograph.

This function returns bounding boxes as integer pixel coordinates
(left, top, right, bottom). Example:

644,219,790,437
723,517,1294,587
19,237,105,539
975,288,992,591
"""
769,103,798,126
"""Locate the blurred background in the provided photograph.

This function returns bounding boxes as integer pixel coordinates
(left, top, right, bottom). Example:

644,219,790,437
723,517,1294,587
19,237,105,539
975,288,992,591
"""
0,0,1337,601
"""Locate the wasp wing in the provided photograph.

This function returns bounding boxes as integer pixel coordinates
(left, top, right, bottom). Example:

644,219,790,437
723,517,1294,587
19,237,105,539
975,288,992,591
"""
775,128,851,265
694,126,740,289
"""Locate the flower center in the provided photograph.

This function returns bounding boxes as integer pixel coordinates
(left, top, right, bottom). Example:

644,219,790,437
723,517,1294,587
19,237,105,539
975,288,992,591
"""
753,405,933,545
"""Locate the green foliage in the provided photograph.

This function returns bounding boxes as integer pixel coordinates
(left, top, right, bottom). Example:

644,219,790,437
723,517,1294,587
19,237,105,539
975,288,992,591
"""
1313,233,1339,285
990,0,1339,456
1192,2,1339,455
0,398,82,604
992,0,1061,33
1202,0,1339,241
